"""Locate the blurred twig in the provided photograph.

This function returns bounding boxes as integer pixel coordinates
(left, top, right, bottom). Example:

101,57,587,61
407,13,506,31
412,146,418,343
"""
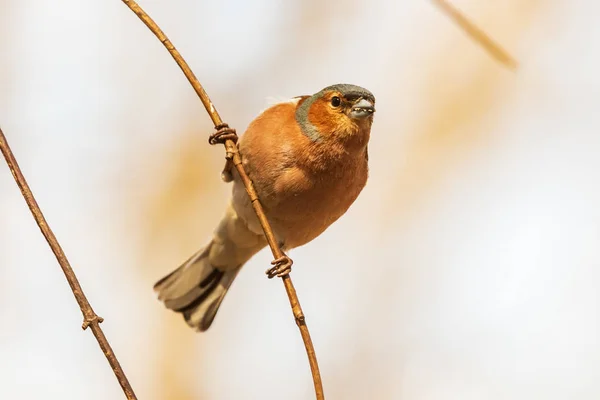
0,127,137,400
432,0,518,69
120,0,324,398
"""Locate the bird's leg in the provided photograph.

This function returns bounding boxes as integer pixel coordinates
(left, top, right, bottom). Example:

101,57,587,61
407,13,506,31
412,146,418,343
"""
220,159,234,182
209,123,239,182
266,254,293,279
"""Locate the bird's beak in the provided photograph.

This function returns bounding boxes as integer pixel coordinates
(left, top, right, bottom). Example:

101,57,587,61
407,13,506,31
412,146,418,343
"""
349,98,375,119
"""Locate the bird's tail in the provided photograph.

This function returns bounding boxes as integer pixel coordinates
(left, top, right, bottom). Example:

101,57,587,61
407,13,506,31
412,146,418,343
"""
153,243,240,331
154,202,266,331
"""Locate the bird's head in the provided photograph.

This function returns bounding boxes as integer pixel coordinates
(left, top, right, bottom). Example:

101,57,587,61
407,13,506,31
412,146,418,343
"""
295,83,376,143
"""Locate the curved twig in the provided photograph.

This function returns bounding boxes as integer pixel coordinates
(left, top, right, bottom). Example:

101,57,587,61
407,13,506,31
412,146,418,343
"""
0,127,138,400
119,0,325,398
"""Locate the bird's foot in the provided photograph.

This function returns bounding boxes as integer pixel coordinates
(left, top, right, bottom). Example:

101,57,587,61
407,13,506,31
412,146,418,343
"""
210,123,238,181
209,123,238,145
266,255,293,279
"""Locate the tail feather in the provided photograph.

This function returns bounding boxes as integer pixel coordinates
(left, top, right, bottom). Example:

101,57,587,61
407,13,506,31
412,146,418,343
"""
155,201,266,331
154,242,240,332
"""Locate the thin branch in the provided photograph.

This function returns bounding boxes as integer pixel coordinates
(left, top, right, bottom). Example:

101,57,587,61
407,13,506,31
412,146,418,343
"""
0,127,137,399
432,0,518,70
119,0,325,399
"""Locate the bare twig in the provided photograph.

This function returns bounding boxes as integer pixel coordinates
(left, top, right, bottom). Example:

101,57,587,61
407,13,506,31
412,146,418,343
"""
0,127,137,399
432,0,518,69
119,0,325,398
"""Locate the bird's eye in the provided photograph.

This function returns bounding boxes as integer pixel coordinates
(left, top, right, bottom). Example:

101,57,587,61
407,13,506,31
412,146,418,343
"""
331,96,341,107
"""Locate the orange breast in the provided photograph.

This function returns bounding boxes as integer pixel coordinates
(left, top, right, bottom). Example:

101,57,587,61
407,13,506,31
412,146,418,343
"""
232,100,370,249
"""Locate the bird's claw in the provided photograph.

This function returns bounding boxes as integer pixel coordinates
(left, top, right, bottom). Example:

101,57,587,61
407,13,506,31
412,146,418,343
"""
209,123,238,146
266,255,293,279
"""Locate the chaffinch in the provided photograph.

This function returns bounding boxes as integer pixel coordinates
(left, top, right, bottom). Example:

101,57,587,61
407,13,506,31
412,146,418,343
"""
154,83,376,331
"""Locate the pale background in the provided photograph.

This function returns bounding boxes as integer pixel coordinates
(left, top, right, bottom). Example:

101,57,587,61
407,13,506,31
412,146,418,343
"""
2,1,599,399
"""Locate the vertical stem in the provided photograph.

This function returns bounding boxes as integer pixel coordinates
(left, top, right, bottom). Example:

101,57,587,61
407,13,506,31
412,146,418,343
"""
119,1,325,398
228,141,324,398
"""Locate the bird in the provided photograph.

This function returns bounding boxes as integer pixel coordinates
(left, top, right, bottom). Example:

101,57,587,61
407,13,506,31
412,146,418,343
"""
154,83,376,331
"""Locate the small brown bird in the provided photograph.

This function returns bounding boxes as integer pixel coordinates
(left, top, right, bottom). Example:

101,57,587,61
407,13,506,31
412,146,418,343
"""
154,84,376,331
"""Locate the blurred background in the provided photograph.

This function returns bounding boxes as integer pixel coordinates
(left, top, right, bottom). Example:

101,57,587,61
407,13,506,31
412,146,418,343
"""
2,0,600,399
